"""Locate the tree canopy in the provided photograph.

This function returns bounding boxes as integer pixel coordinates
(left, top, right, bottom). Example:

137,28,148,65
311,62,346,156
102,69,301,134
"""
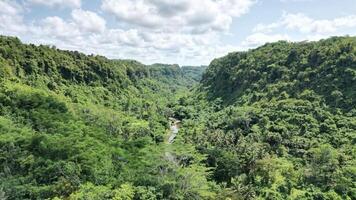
0,35,355,200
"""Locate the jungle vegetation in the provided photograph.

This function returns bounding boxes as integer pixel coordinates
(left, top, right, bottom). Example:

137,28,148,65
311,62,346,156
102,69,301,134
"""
0,35,355,199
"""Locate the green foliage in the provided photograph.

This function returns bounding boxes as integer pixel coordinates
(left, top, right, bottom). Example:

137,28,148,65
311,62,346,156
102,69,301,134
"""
203,37,356,111
68,183,112,200
1,35,355,199
0,36,210,200
113,183,135,200
176,37,356,199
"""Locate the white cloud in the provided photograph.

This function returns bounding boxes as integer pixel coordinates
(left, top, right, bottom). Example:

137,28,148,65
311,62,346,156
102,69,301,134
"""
101,0,255,34
18,0,254,65
71,9,106,33
0,1,27,35
28,0,81,8
33,9,106,43
96,29,145,47
98,0,256,64
245,12,356,50
254,13,356,34
40,16,80,39
242,33,290,47
20,13,223,65
0,0,22,15
0,0,256,65
101,0,163,28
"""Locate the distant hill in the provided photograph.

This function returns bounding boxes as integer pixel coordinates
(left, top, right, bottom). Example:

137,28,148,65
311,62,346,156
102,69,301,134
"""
181,65,207,84
147,63,207,88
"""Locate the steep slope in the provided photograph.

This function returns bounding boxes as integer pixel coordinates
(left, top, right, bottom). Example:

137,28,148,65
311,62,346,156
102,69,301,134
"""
203,37,355,111
176,36,356,199
0,36,213,200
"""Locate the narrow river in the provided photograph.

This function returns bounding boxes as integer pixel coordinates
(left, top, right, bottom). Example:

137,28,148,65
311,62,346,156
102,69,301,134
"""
167,118,180,144
165,118,180,164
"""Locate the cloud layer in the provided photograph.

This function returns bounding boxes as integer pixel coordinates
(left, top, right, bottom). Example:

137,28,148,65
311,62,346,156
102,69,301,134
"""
28,0,81,8
243,12,356,48
101,0,254,33
0,0,355,65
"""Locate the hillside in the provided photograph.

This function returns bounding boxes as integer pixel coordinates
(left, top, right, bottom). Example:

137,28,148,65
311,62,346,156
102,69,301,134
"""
175,36,356,199
147,63,206,89
202,37,355,111
0,35,355,200
0,36,211,200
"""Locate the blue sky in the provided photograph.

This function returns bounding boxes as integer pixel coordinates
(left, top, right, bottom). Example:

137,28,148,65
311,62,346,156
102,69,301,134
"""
1,0,356,65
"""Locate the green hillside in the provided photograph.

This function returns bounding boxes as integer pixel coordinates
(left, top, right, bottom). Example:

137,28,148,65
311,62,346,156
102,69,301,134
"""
175,36,356,199
0,36,211,200
0,35,355,200
147,64,206,89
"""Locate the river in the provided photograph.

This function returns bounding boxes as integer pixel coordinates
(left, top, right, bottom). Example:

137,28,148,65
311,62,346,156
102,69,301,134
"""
167,118,180,144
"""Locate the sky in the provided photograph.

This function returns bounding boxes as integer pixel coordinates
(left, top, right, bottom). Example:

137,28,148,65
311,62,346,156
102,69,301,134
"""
0,0,356,66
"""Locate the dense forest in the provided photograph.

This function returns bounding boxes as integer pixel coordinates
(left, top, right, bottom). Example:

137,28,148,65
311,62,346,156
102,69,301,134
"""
0,35,355,200
0,36,210,200
175,36,356,199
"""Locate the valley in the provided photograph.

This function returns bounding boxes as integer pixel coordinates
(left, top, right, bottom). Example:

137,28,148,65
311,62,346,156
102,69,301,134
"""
0,35,355,200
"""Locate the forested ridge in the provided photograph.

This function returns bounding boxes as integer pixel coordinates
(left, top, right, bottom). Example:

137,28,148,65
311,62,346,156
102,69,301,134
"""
0,35,355,200
175,36,356,199
0,36,210,200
